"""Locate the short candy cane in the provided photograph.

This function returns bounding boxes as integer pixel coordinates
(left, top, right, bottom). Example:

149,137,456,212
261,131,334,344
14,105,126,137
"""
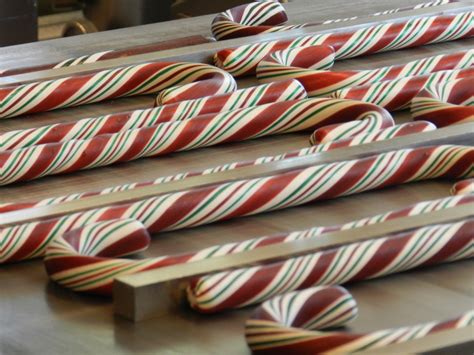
246,286,473,354
43,194,474,294
411,77,474,127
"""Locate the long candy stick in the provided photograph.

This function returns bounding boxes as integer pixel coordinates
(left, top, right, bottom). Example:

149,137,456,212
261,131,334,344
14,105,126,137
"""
1,79,306,151
214,11,474,76
309,121,435,151
246,286,473,354
0,98,390,185
43,194,474,294
257,46,473,97
411,77,474,127
211,0,454,40
332,67,473,111
188,218,473,313
0,61,236,119
2,145,473,264
311,115,394,144
0,35,211,77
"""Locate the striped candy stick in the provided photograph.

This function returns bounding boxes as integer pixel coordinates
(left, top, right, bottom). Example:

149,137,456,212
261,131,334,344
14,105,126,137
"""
257,46,473,97
0,98,391,185
43,194,474,294
0,36,210,78
331,68,473,111
246,286,473,354
211,0,454,40
310,114,394,144
309,121,436,152
2,144,473,264
451,179,474,195
214,11,474,77
1,79,306,151
411,77,474,127
188,218,474,313
0,61,236,119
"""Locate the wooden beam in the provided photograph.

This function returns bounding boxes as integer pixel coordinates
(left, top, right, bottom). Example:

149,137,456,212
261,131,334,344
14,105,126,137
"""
1,123,472,228
0,1,471,86
113,203,473,321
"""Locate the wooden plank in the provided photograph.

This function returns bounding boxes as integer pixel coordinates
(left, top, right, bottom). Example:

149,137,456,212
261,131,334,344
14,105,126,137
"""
1,123,472,227
362,325,474,354
0,1,471,86
113,202,473,321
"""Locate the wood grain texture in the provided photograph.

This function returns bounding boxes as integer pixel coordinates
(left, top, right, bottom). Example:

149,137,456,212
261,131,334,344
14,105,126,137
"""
0,1,473,354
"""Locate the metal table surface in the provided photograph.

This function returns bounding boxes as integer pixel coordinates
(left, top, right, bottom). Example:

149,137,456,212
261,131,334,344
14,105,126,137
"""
1,1,473,354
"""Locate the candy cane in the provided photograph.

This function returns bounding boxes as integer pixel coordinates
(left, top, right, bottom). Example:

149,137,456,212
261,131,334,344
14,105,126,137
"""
0,98,390,185
451,179,474,195
310,114,393,144
245,286,473,353
1,79,306,151
0,61,236,119
411,77,474,127
214,11,474,76
309,121,435,151
2,145,472,264
332,67,473,111
188,217,473,313
43,194,474,294
211,0,454,40
257,46,473,97
0,36,210,77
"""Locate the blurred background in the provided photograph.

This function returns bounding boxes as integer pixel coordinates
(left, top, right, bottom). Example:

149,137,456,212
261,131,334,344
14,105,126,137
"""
0,0,265,47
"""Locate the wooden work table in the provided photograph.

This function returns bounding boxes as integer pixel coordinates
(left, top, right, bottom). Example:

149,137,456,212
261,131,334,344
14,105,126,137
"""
1,1,473,354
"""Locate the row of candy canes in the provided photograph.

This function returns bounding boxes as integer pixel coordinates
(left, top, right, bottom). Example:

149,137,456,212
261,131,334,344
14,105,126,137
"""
1,93,392,185
256,44,474,122
43,193,474,295
1,70,470,186
0,79,305,151
0,1,453,77
2,143,473,265
0,9,472,119
0,141,474,262
257,46,473,105
211,0,455,40
245,285,473,354
214,11,474,76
